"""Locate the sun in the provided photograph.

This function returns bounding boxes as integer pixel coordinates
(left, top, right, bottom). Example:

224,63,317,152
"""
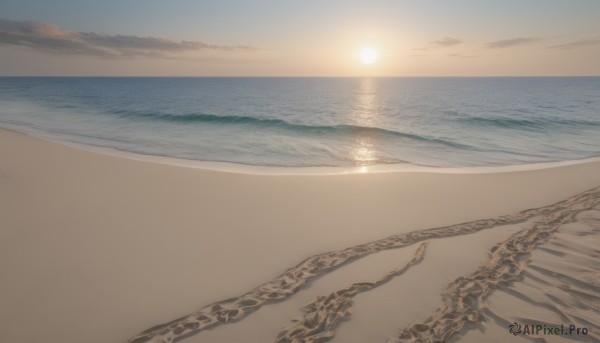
360,48,378,64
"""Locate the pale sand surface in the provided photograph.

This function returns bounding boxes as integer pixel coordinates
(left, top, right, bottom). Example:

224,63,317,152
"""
0,128,599,343
456,205,600,343
330,222,526,343
193,221,524,343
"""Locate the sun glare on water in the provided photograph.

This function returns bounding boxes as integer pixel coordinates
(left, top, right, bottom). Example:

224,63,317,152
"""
360,48,378,64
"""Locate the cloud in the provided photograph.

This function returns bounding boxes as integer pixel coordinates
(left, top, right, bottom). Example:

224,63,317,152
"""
447,53,478,59
0,18,261,58
485,37,539,49
547,38,600,50
431,37,463,48
415,37,463,52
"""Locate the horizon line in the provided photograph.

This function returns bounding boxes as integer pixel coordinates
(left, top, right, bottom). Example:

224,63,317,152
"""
1,75,599,78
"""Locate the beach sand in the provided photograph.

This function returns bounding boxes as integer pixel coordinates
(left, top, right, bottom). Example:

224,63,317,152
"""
0,128,598,343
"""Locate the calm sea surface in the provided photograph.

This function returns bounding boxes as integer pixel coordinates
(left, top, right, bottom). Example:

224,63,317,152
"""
0,77,599,168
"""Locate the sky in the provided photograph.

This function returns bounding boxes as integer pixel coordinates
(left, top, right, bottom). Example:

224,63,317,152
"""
0,0,599,76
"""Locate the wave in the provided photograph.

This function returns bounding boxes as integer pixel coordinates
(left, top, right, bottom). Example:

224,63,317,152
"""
460,117,541,129
115,111,473,150
459,116,600,130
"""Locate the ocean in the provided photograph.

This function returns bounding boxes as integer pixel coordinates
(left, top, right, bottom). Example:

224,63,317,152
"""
0,77,599,169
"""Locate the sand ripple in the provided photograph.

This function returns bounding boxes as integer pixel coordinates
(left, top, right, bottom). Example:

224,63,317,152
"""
392,189,600,342
453,205,600,343
275,242,428,343
127,187,600,343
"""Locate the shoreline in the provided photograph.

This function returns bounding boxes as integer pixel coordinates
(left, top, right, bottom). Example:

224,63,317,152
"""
2,125,600,176
0,127,598,343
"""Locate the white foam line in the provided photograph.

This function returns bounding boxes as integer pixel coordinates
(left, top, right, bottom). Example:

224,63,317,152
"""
2,124,600,176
